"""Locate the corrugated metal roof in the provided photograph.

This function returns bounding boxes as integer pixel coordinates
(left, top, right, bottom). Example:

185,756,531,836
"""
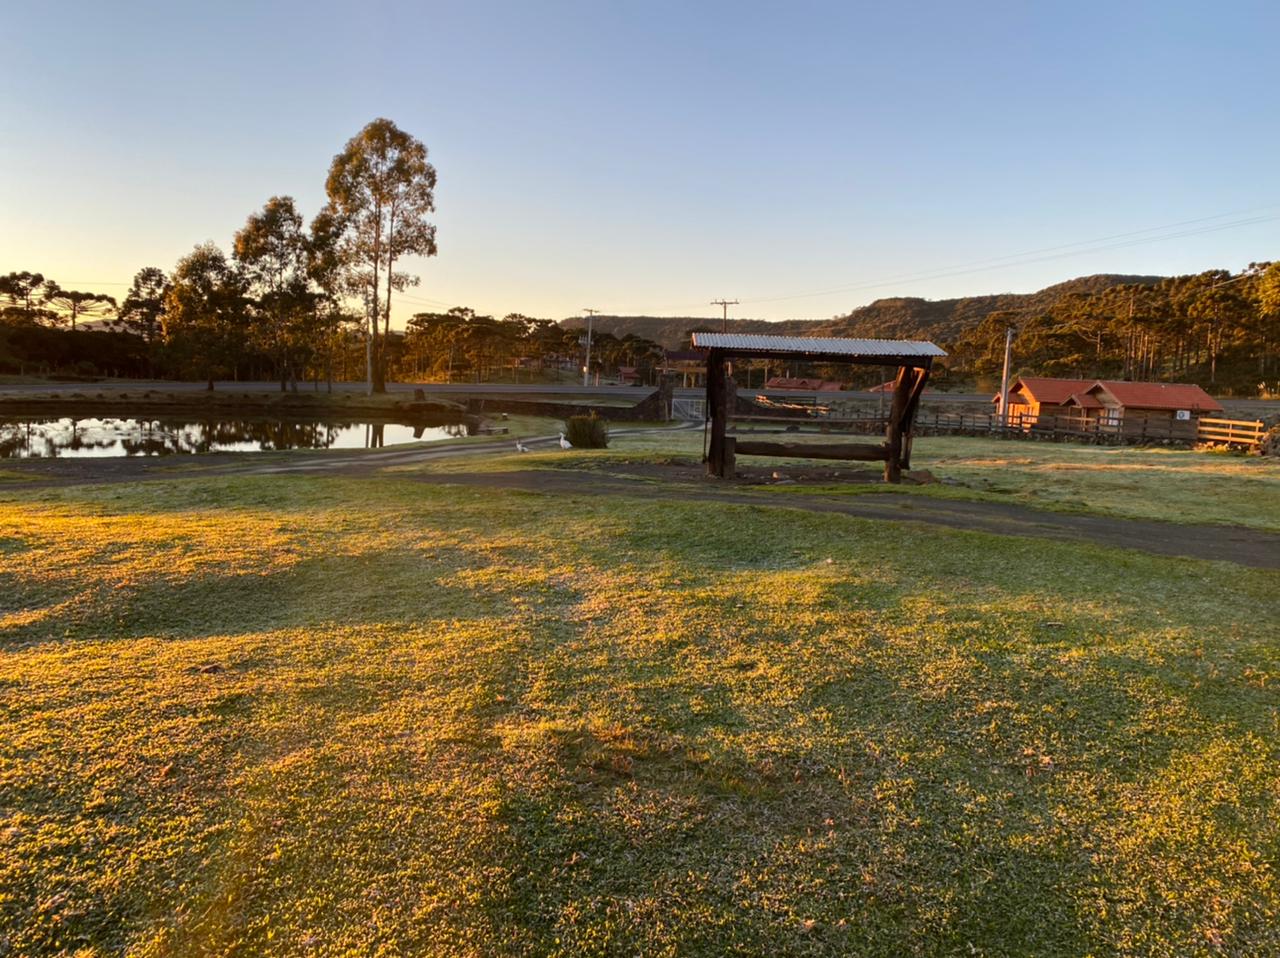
690,332,946,357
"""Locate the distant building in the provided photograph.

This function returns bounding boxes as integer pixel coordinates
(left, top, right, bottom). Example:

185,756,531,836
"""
663,350,706,388
994,376,1223,425
993,377,1094,417
763,377,843,391
1063,381,1223,424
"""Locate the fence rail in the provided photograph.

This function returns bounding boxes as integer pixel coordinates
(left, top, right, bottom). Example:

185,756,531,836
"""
728,409,1269,449
1195,417,1266,447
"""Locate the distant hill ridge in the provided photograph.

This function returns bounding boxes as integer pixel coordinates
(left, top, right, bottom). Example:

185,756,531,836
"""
560,274,1165,350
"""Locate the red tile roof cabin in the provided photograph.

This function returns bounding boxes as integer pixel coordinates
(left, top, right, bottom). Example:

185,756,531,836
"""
994,376,1224,418
992,377,1095,410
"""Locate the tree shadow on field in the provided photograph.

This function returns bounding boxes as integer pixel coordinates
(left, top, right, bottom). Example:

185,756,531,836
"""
482,715,1102,956
2,546,538,646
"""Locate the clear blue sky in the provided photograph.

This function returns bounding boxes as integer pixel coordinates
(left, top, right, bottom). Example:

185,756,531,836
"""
3,0,1277,323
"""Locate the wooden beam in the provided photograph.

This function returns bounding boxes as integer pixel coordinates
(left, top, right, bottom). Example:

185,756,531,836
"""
899,360,931,471
735,440,890,462
695,349,936,368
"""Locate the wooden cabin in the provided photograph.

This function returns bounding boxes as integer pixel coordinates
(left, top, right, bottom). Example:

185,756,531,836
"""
1063,381,1223,426
993,377,1094,417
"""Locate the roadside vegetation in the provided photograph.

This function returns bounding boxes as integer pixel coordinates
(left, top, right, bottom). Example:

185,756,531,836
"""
1,456,1278,956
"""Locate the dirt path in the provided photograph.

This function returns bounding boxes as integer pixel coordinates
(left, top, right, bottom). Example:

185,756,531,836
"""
4,431,1277,569
0,429,658,487
388,468,1279,570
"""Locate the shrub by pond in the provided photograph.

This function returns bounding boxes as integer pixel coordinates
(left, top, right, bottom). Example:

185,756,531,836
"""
564,413,609,449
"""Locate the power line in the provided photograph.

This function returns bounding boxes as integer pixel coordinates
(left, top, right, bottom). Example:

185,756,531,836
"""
742,211,1280,304
632,204,1280,314
749,205,1280,304
740,212,1280,306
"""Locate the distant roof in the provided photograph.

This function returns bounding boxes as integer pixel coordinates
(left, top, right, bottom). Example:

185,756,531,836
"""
691,332,946,358
1090,381,1223,412
1003,377,1095,405
1063,392,1106,409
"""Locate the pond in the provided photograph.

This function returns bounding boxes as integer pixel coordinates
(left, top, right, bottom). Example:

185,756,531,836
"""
0,417,474,458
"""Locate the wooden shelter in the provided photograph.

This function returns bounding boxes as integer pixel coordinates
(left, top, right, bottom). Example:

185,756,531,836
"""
692,332,946,482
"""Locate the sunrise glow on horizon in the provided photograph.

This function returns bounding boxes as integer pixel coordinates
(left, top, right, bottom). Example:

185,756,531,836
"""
4,0,1278,324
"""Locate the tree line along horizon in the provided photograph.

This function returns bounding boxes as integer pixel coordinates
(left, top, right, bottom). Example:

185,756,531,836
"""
2,117,1277,395
1,117,664,392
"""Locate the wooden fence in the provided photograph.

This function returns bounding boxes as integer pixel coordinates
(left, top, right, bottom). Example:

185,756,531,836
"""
731,409,1269,449
1195,417,1267,448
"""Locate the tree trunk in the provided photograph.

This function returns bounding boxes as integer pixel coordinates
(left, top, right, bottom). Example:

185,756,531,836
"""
372,337,387,393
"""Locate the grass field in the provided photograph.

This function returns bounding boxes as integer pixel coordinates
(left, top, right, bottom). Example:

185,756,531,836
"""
428,427,1280,532
1,439,1278,956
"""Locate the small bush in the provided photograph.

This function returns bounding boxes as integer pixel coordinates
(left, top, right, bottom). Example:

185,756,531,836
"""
564,413,609,449
1261,424,1280,457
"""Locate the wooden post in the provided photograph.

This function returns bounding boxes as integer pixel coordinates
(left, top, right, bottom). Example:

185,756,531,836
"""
735,439,889,461
706,350,730,477
706,350,720,474
884,365,911,482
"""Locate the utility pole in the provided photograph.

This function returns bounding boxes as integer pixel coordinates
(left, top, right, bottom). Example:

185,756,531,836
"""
711,299,738,334
998,325,1015,425
582,308,599,387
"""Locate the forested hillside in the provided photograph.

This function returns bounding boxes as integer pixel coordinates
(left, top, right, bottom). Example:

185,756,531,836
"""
562,268,1280,395
560,275,1163,349
811,274,1166,341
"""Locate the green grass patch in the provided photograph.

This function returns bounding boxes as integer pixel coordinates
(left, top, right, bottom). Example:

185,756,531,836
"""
913,436,1280,530
433,429,1280,530
0,473,1277,955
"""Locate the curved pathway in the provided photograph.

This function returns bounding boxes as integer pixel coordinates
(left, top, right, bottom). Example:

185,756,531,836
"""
3,425,1276,569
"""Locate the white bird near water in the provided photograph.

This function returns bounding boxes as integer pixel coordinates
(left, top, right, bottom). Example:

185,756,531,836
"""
515,440,530,453
558,433,572,450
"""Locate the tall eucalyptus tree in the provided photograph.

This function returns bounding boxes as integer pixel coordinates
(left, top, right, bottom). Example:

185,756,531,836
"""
323,118,438,393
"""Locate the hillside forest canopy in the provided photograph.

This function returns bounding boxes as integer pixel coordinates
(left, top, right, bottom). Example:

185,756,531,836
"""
562,269,1280,396
2,116,1277,394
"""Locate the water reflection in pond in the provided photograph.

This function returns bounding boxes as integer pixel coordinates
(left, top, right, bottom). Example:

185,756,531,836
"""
0,417,473,458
